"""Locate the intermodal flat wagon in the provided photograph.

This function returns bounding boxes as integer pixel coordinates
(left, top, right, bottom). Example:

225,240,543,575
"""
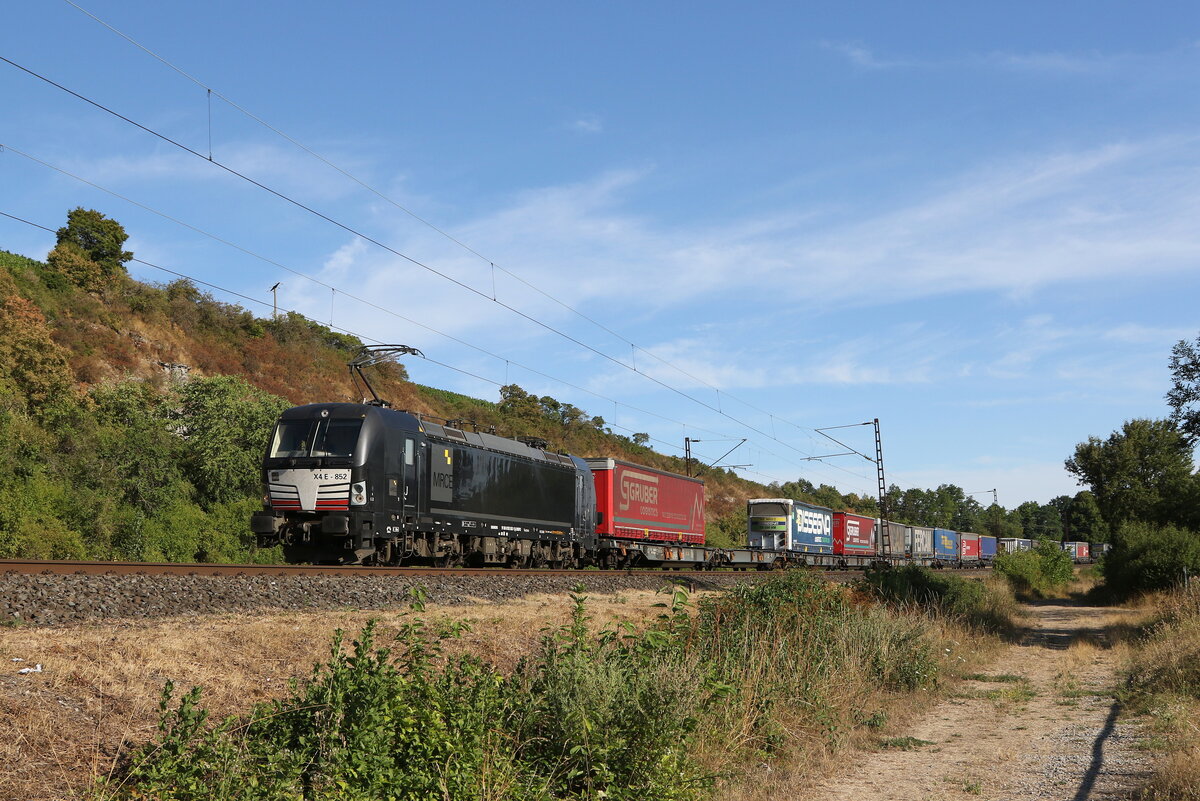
1061,541,1091,562
979,535,998,563
908,525,935,560
881,521,908,560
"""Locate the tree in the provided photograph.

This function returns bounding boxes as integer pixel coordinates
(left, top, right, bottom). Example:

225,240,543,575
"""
179,376,291,507
1062,491,1107,543
979,503,1021,539
1102,521,1200,595
47,208,132,292
1032,504,1064,541
0,278,79,420
1167,333,1200,445
1065,418,1196,528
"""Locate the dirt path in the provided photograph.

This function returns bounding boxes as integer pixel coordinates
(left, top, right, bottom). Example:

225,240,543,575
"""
802,601,1151,801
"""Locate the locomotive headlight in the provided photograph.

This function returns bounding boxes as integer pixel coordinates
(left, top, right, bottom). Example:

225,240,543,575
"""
351,481,367,506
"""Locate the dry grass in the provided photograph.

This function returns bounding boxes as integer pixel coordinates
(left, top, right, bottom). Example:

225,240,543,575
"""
1125,588,1200,800
710,613,1001,801
0,589,678,801
1142,741,1200,800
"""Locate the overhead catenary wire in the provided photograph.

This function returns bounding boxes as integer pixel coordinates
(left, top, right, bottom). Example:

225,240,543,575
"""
35,8,858,439
1,38,903,492
1,207,855,490
0,55,829,460
0,148,887,500
0,137,882,494
33,5,941,495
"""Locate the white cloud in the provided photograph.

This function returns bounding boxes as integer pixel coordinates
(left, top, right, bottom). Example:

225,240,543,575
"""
1102,323,1193,344
271,135,1200,435
821,40,1188,78
66,140,371,202
820,41,911,70
567,115,603,134
985,50,1112,74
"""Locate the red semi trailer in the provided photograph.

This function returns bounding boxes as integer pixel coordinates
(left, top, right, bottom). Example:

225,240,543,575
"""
585,458,706,545
959,532,981,563
832,512,876,556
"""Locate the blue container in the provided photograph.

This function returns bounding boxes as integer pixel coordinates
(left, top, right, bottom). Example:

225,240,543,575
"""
789,501,834,553
979,535,997,560
934,528,959,560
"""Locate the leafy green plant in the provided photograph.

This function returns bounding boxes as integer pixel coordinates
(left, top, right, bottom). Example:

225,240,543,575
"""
993,539,1075,598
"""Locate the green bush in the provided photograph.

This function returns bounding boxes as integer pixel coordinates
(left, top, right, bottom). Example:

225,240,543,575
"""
104,612,518,801
993,539,1075,597
1102,521,1200,596
509,587,712,801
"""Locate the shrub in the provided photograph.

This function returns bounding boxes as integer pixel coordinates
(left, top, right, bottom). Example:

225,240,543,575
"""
103,613,519,801
1102,521,1200,597
993,539,1075,597
509,586,713,801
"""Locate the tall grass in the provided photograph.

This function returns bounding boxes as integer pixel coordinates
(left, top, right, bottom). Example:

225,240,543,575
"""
1123,587,1200,800
96,574,950,800
861,565,1018,634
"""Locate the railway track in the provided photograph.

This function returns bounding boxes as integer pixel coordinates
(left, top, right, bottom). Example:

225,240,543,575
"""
0,558,991,581
0,559,992,627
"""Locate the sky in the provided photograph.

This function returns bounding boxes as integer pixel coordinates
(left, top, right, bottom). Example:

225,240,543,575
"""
3,1,1199,506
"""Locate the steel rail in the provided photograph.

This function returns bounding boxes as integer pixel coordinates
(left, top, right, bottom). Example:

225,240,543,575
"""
0,558,992,581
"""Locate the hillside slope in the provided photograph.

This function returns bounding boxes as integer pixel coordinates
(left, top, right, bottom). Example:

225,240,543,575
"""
3,242,842,561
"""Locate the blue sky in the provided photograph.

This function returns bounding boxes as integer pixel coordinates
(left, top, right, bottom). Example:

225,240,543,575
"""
3,1,1199,505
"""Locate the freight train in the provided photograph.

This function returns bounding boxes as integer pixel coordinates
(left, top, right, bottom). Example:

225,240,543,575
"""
250,402,721,568
249,400,1102,569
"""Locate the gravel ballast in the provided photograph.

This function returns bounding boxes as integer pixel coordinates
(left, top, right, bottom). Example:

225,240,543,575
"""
0,571,767,626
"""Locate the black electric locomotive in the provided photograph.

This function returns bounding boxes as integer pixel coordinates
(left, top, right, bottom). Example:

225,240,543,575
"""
251,402,597,566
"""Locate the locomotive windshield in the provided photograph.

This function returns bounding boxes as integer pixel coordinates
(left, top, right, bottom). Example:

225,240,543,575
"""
270,418,363,458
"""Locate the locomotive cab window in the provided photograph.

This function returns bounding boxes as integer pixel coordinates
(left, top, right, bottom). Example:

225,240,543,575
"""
270,419,363,458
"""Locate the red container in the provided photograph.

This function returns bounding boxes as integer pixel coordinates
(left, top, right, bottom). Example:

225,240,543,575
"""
959,533,980,560
1077,542,1090,560
585,458,706,544
832,512,876,554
